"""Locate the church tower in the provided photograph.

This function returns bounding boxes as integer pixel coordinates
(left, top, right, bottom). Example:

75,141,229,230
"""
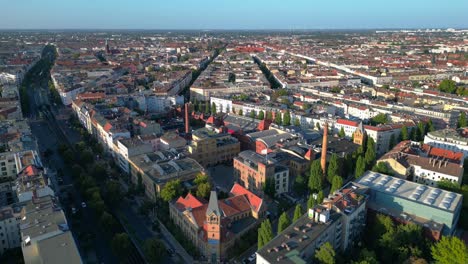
206,191,221,263
353,122,366,145
105,39,110,54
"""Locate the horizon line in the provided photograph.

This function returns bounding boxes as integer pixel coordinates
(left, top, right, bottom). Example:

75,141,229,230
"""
0,27,467,31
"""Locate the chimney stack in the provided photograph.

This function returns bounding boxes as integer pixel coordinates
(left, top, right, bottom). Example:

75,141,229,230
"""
321,122,328,175
185,103,190,134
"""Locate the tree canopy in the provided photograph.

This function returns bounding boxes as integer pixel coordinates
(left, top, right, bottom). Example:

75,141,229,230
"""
431,236,468,264
293,204,303,222
160,179,182,202
309,160,323,192
315,242,336,264
278,211,291,233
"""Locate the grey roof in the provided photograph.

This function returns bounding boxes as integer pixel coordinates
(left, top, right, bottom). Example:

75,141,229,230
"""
246,129,278,140
258,132,295,148
206,191,221,217
355,171,462,212
257,210,342,264
23,232,82,264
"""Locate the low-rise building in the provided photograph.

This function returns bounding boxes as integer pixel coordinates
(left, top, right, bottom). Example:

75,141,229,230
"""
354,171,463,238
128,151,204,200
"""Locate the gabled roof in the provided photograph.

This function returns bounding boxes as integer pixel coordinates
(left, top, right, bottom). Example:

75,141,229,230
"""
230,183,263,213
174,193,204,211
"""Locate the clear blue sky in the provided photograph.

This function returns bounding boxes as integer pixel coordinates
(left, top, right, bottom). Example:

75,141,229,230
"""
1,0,467,29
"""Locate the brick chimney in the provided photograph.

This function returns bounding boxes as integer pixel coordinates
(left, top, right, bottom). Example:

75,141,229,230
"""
185,103,190,134
321,122,328,175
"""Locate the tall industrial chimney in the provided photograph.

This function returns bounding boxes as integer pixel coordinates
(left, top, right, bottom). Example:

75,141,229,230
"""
321,122,328,175
185,103,190,134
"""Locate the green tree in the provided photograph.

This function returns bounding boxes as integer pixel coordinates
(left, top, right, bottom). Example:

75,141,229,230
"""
417,122,425,141
266,111,273,120
315,242,336,264
307,194,317,209
263,177,276,198
293,204,303,222
250,110,256,119
316,190,324,204
274,112,282,125
438,79,457,94
205,101,210,114
105,181,122,206
100,211,118,235
111,233,132,259
338,127,346,138
431,236,468,264
327,154,340,184
316,122,321,131
283,110,291,126
309,160,323,192
293,174,307,196
160,179,182,202
372,162,391,175
425,119,435,133
401,125,409,141
458,112,467,128
294,117,301,127
238,109,243,116
258,110,265,120
364,138,376,169
196,182,211,199
211,102,217,114
389,134,396,150
371,113,388,125
355,156,366,179
194,173,208,185
258,219,273,249
277,211,291,233
144,238,167,264
330,175,344,194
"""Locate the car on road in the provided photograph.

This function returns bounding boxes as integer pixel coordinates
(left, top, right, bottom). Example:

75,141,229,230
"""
58,177,64,184
71,207,77,214
81,202,87,208
248,253,256,262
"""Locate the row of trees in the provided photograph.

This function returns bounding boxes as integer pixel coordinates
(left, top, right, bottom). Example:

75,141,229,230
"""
438,79,467,96
314,214,468,264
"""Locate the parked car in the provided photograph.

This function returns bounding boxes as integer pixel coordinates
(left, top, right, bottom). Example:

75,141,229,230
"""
81,202,87,208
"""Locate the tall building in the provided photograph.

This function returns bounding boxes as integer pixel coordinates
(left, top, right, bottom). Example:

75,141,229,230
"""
256,182,368,264
353,122,366,145
169,183,265,262
233,150,289,196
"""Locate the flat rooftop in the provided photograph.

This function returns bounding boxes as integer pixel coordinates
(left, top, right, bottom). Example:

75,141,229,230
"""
257,210,342,264
355,171,462,213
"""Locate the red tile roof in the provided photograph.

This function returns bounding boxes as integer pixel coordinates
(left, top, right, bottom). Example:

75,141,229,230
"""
336,119,358,127
230,183,263,213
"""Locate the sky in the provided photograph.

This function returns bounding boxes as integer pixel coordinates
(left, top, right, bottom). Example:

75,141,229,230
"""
1,0,467,30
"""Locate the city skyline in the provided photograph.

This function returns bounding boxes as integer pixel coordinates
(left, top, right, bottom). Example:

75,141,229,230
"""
1,0,468,30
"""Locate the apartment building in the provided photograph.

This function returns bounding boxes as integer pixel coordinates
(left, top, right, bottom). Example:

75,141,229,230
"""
233,150,290,196
354,171,462,238
0,205,21,254
20,195,82,264
188,128,240,167
378,141,464,186
334,119,416,155
114,137,153,173
257,184,367,264
170,184,265,262
424,127,468,158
